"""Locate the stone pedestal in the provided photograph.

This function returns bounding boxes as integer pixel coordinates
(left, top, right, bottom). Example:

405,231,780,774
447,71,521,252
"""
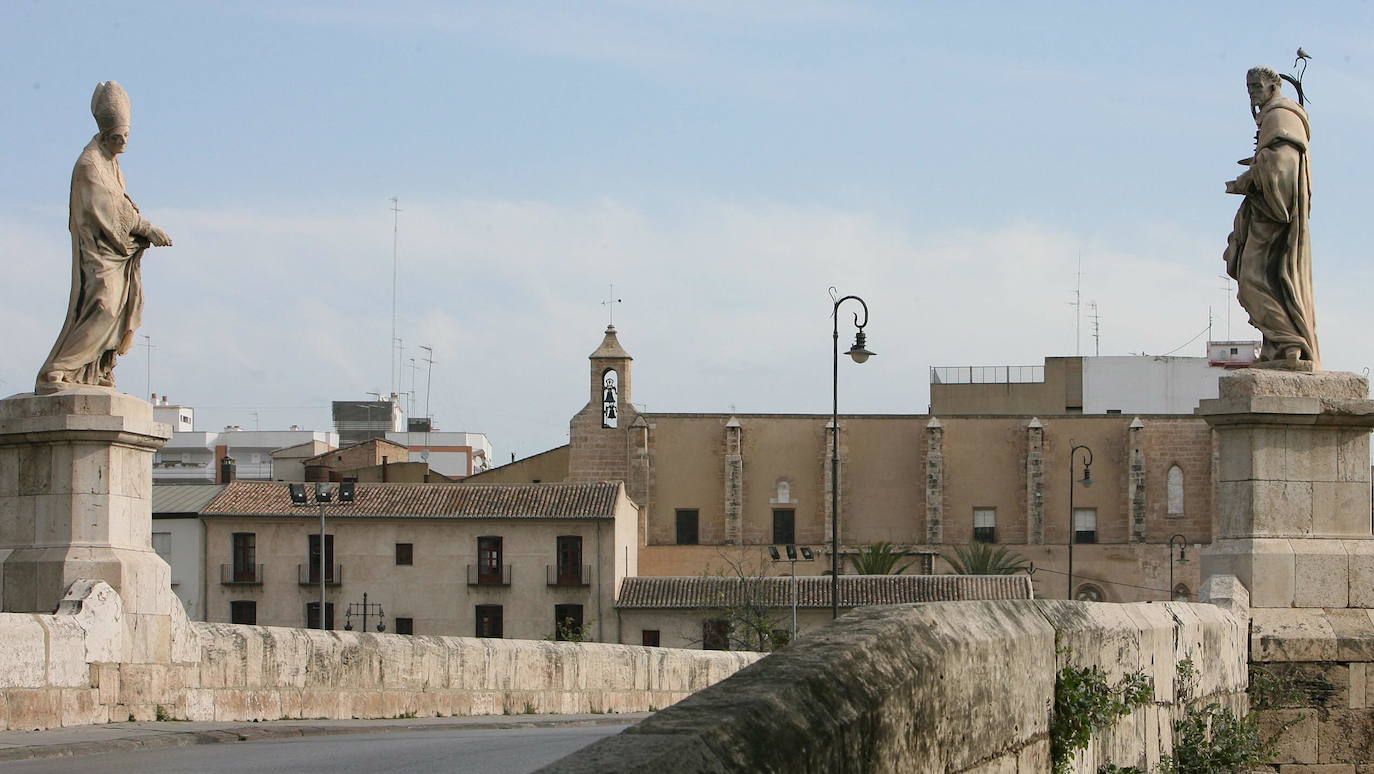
1199,370,1374,608
0,388,171,616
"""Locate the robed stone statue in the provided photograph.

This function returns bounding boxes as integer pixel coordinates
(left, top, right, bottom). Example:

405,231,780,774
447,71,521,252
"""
35,81,172,395
1223,66,1319,370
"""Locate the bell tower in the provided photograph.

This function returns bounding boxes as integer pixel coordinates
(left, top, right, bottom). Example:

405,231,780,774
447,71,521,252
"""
569,325,638,483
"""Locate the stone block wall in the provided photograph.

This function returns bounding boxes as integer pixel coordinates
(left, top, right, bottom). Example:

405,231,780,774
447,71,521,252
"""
542,598,1247,773
1252,608,1374,770
0,581,758,730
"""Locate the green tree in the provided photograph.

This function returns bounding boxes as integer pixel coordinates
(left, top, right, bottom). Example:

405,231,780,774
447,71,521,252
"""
944,543,1030,575
848,541,914,575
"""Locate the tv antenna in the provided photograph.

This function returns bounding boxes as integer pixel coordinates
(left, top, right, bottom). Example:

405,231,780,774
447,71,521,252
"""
1088,301,1101,356
389,196,402,395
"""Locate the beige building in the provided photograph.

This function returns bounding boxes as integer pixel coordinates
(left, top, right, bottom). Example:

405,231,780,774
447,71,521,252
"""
471,326,1218,604
615,574,1033,649
198,480,637,641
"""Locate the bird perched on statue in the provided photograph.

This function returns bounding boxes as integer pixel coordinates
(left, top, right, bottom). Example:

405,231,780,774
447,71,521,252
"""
1295,47,1311,65
1282,47,1311,106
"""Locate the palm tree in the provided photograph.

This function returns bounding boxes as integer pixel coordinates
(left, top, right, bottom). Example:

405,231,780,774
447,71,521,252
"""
945,543,1030,575
849,541,914,575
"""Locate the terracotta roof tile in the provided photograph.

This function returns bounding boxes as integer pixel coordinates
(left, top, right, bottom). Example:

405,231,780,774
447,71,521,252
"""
202,481,621,520
615,574,1033,609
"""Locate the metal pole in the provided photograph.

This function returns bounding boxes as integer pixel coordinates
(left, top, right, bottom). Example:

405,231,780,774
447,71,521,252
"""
1067,456,1074,600
319,502,327,629
362,592,369,633
791,557,798,640
831,305,840,620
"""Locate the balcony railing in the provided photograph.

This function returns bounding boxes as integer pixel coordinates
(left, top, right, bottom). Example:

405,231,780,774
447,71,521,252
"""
546,564,592,587
467,564,512,586
929,365,1045,385
297,563,343,586
220,563,264,585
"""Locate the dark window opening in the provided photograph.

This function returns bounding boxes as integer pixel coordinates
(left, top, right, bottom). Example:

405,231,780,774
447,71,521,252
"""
556,535,583,584
772,509,795,545
676,509,699,545
305,602,335,630
477,536,503,583
641,630,660,647
554,604,585,641
395,542,413,566
394,617,414,635
703,619,730,651
476,605,503,638
307,534,335,583
232,532,257,582
230,600,256,625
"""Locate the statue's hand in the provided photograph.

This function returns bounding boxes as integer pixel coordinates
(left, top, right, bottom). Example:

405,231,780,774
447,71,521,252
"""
143,225,173,247
1224,179,1245,195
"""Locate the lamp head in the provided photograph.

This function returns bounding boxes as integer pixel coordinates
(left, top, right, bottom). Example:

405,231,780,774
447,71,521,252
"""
768,546,781,561
338,481,356,503
314,483,334,503
846,330,874,364
786,545,798,560
800,546,815,560
1080,463,1093,488
288,483,308,505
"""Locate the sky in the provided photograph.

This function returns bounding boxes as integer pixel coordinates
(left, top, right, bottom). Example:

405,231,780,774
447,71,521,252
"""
4,1,1374,463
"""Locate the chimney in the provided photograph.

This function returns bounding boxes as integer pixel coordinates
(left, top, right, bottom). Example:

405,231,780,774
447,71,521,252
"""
150,392,158,404
381,455,388,483
219,455,236,483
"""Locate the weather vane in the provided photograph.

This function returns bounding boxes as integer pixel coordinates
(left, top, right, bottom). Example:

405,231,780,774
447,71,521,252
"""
602,284,622,326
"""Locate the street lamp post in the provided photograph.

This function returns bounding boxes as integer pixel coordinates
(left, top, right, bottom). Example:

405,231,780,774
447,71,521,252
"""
769,545,815,641
1067,443,1094,599
344,591,387,633
830,288,874,620
290,482,355,629
1168,534,1189,601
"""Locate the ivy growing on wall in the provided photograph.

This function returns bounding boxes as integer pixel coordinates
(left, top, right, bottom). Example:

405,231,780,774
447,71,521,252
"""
1050,654,1153,774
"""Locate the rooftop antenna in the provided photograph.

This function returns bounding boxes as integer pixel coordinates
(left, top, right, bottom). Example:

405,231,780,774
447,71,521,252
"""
1068,252,1085,355
1088,301,1101,356
140,334,155,402
1217,274,1234,339
420,345,434,453
389,197,402,396
602,284,622,326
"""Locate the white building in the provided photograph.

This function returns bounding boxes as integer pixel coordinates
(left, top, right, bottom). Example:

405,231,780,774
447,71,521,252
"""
383,431,493,478
151,484,224,621
155,428,340,483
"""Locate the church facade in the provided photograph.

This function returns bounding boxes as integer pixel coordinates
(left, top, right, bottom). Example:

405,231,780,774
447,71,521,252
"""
470,326,1219,603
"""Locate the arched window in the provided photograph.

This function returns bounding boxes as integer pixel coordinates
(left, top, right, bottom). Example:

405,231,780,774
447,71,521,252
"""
1167,465,1184,515
1073,584,1105,602
601,369,619,428
774,480,791,505
1172,584,1191,602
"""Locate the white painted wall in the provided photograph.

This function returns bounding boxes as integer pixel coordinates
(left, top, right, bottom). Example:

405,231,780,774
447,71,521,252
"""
1081,356,1224,414
153,516,205,620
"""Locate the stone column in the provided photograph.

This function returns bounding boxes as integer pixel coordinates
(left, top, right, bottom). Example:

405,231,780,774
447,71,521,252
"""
925,418,944,545
1127,417,1146,543
1025,418,1044,544
1199,370,1374,608
0,388,171,617
723,417,743,545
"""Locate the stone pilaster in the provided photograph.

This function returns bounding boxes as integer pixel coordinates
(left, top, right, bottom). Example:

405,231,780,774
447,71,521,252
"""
926,418,944,545
1127,417,1146,543
0,388,171,617
1199,370,1374,608
1025,418,1044,544
724,417,743,545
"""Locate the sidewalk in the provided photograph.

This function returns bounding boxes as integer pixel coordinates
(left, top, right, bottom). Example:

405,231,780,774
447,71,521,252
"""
0,712,648,763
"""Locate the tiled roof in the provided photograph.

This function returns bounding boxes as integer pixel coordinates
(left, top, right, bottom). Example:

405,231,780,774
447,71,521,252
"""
152,484,226,514
202,481,621,520
615,574,1033,609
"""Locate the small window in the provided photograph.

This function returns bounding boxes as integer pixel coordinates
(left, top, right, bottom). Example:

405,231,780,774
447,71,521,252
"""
772,509,795,545
152,532,172,561
1073,508,1097,544
395,543,413,566
1167,465,1185,516
703,619,730,651
230,600,256,625
676,509,699,545
554,604,585,641
307,534,335,583
1074,584,1105,602
305,602,335,630
556,536,583,584
972,508,996,544
232,532,257,582
641,630,660,647
476,605,503,638
395,617,414,635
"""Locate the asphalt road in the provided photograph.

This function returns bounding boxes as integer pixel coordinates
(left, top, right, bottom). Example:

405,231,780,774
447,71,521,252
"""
0,723,630,774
